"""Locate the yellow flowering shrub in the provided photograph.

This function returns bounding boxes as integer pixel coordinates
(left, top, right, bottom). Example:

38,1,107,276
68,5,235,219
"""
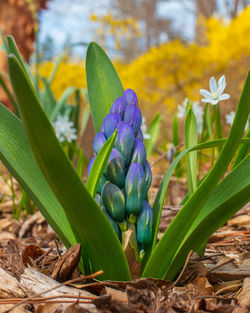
38,7,250,119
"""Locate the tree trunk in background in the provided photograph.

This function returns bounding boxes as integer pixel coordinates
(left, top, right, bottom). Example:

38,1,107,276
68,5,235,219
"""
195,0,216,44
0,0,48,110
114,0,171,61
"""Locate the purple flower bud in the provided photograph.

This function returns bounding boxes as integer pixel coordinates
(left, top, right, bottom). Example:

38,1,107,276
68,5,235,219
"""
124,89,138,106
103,209,120,238
110,96,127,119
101,123,105,133
87,156,96,177
103,113,122,138
93,132,106,155
102,182,126,222
144,160,152,193
125,162,146,215
104,148,125,187
124,105,142,135
115,122,135,166
130,138,146,167
136,128,144,141
137,200,153,244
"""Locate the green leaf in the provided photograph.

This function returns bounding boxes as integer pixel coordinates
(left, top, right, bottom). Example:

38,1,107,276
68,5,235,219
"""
144,113,161,156
7,35,28,76
172,113,179,146
86,42,124,133
185,108,197,194
50,86,76,121
164,155,250,280
86,131,117,197
0,73,19,115
233,128,250,168
7,53,131,281
143,70,250,279
48,53,65,85
0,104,76,248
40,77,57,116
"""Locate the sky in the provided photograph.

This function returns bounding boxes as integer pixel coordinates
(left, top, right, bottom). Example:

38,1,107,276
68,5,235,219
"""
38,0,196,57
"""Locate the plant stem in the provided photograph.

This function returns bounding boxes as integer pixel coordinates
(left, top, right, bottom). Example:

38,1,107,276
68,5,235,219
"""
128,214,139,261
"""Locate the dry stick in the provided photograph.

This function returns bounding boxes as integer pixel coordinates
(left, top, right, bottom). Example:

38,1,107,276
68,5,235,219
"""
187,295,237,313
160,250,194,302
0,294,98,303
207,258,235,273
35,247,53,264
151,142,184,167
3,270,104,313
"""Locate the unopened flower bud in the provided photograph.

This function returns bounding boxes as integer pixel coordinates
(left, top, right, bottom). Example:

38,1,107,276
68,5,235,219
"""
125,162,146,215
130,138,146,167
102,182,126,222
137,200,153,244
93,132,106,155
115,122,135,166
103,113,121,138
124,89,138,106
124,105,142,135
110,96,127,119
144,160,152,193
104,148,126,187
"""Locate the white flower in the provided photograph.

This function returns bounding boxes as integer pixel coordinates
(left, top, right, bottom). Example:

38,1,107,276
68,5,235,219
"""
226,111,249,131
141,117,151,140
177,98,204,134
200,75,230,105
177,98,188,118
53,114,77,143
167,144,176,163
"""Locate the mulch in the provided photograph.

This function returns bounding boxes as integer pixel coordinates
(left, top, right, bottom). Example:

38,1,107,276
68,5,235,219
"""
0,169,250,312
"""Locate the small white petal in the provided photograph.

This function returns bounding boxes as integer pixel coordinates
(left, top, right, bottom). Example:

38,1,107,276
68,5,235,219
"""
209,77,217,93
211,100,219,105
218,93,230,101
201,98,213,103
218,75,225,87
143,133,151,139
200,89,213,99
217,83,226,97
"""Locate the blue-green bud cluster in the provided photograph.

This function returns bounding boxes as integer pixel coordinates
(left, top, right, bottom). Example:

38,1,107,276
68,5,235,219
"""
88,89,153,251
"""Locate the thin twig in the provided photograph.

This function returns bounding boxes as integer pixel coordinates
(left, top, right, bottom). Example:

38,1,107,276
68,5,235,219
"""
35,247,53,264
4,270,104,313
207,258,235,273
151,142,184,167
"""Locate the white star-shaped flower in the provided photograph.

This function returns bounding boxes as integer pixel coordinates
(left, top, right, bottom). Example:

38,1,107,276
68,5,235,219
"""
53,114,77,143
200,75,230,105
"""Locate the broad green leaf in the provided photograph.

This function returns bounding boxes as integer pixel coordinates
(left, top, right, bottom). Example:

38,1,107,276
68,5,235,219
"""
50,86,76,121
86,131,117,197
233,128,250,168
7,35,28,76
48,53,65,84
0,104,76,248
7,53,131,281
40,77,57,116
184,108,197,194
0,73,19,115
164,155,250,280
172,113,179,146
86,42,124,133
143,70,250,279
141,139,226,269
144,113,161,156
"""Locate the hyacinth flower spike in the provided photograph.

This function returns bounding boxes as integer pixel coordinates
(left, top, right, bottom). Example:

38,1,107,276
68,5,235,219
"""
89,88,153,261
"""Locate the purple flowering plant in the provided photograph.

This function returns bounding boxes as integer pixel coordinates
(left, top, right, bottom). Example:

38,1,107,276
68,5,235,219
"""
0,38,249,281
